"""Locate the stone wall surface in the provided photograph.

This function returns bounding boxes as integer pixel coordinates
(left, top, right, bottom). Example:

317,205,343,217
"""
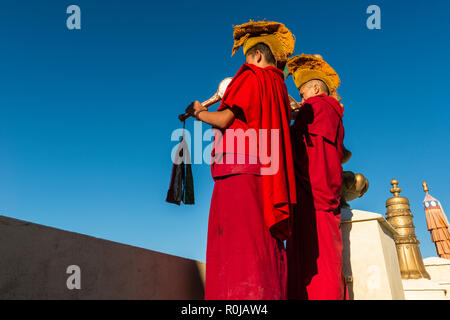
0,216,205,300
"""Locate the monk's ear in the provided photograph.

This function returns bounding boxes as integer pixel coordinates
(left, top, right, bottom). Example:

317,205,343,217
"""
314,84,321,94
256,50,263,63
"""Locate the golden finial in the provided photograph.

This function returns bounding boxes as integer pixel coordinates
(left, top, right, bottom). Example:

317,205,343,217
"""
390,179,402,197
385,178,431,280
422,181,429,193
386,179,430,279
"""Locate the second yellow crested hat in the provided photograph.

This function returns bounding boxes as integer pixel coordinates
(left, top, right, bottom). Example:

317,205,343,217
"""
231,20,295,62
287,54,340,90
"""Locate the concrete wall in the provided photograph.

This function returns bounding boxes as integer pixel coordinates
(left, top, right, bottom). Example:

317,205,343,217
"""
423,257,450,299
0,216,204,300
402,279,447,300
423,257,450,282
341,209,405,300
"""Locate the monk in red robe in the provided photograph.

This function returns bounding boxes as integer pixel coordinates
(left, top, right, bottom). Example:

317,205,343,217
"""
191,21,296,300
286,54,346,300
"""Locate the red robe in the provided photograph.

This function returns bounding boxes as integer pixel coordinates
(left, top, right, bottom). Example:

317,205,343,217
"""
205,63,296,300
286,94,346,300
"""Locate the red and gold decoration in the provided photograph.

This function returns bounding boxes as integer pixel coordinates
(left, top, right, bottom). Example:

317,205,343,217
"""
422,181,450,259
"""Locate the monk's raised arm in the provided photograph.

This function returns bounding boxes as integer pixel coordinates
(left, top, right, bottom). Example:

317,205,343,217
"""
193,100,235,129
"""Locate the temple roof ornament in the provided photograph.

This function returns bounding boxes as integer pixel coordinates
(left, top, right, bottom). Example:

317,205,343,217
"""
385,179,430,279
422,181,450,259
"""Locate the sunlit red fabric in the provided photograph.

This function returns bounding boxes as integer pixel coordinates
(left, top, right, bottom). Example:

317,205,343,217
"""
205,63,296,299
212,63,296,241
287,94,346,300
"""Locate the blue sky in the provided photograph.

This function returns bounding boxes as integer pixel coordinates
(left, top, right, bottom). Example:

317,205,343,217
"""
1,0,449,261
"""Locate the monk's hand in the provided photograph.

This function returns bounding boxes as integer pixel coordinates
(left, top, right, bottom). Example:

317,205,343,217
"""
193,101,207,120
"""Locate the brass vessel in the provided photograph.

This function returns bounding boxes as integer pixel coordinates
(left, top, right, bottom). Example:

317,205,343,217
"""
385,179,430,279
341,171,369,208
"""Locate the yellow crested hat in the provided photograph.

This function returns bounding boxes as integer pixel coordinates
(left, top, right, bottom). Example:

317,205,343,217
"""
231,20,295,62
287,54,340,91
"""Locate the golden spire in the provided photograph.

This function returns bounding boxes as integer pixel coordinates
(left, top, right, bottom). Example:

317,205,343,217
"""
422,181,429,193
385,179,430,279
390,179,402,196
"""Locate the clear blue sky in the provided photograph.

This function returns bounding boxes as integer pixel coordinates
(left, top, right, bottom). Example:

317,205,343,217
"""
1,0,449,261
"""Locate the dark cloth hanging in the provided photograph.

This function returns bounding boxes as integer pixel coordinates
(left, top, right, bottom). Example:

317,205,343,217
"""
166,122,195,205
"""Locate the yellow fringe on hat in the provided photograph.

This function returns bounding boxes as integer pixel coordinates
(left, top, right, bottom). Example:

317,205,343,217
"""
232,20,295,62
287,54,340,90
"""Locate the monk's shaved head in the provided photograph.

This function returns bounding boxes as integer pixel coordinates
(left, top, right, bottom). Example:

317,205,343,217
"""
302,79,330,95
245,43,276,65
299,79,330,102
